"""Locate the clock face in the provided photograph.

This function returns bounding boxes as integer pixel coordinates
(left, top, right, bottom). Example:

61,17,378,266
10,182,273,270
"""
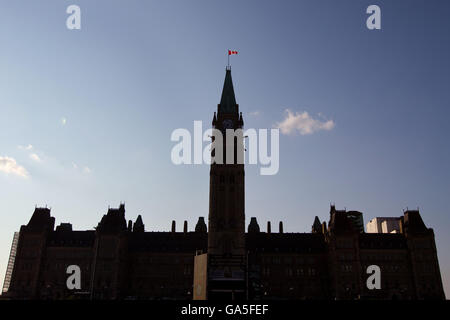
222,119,233,129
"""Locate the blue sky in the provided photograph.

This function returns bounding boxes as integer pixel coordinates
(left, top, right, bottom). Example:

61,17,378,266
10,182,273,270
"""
1,0,449,297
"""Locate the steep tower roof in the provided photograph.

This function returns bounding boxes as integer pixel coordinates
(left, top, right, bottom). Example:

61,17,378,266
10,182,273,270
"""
24,207,55,232
133,215,145,232
403,210,428,234
218,68,238,114
96,204,127,233
312,216,322,233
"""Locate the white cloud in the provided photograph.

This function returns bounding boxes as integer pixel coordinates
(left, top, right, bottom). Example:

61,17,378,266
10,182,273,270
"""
0,156,29,178
61,117,67,126
18,144,33,151
249,111,260,116
72,162,92,174
30,153,41,162
83,166,91,174
275,109,335,135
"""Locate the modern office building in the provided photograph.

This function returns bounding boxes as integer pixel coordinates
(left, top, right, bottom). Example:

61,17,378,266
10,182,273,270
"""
2,232,19,294
367,217,402,234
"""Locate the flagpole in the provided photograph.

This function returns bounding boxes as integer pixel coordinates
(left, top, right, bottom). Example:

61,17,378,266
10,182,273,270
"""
227,50,230,68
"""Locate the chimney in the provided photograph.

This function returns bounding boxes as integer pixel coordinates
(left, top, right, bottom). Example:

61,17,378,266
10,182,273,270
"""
399,216,404,234
171,220,176,233
279,221,283,233
184,221,188,233
267,221,271,234
322,221,327,234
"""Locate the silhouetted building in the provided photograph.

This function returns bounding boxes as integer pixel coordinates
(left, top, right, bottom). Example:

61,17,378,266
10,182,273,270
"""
2,69,445,300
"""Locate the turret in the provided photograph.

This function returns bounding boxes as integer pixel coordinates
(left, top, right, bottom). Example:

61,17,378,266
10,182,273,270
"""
133,215,145,232
248,217,260,233
195,217,207,233
312,216,322,233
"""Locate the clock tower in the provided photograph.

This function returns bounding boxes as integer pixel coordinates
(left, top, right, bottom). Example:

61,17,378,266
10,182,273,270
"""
208,66,245,257
194,67,247,300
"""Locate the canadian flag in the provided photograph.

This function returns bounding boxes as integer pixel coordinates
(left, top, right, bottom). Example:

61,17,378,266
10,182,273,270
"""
228,50,238,55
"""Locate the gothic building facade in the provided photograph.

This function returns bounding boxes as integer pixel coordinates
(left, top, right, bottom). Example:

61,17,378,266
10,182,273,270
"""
2,69,445,300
